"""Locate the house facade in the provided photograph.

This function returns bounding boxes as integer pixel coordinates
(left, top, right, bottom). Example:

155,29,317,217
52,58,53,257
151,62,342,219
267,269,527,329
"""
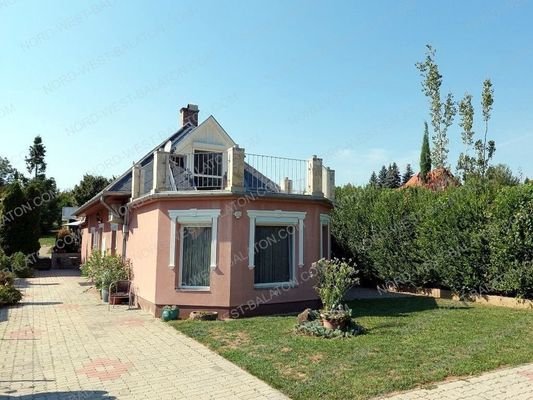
75,104,335,318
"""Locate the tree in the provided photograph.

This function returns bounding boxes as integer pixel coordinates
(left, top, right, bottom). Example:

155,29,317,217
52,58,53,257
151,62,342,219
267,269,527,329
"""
0,182,41,255
486,164,519,186
416,45,456,169
386,163,401,188
25,136,47,179
476,79,495,177
72,174,111,206
420,123,432,182
402,164,414,185
457,93,475,180
378,166,388,188
368,171,379,188
0,156,17,188
57,190,76,209
29,177,60,233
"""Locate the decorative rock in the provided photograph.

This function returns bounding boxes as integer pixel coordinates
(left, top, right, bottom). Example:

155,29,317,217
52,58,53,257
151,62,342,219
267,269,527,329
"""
297,308,317,325
189,311,218,321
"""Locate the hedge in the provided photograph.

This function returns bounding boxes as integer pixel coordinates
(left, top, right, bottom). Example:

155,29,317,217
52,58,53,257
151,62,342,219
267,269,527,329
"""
332,183,533,299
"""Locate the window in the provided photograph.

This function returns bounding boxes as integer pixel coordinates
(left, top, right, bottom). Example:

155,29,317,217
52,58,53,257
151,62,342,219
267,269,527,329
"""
320,214,331,259
254,226,294,285
180,226,212,288
247,210,306,288
168,209,220,290
193,150,223,189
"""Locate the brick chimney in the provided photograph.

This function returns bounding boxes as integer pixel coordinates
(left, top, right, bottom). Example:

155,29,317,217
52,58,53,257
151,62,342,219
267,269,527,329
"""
180,104,199,127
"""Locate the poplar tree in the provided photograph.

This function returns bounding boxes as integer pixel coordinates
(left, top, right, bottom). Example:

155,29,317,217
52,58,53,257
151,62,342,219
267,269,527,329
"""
416,45,456,169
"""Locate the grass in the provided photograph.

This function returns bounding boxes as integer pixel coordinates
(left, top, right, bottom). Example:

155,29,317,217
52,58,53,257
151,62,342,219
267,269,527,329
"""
39,234,56,251
171,297,533,400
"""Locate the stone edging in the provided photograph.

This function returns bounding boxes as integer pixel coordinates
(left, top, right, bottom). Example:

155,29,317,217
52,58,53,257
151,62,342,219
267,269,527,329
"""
389,287,533,309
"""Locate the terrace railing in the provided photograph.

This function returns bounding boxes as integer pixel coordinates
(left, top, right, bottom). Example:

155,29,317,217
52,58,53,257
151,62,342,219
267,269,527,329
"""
134,147,334,200
244,153,308,194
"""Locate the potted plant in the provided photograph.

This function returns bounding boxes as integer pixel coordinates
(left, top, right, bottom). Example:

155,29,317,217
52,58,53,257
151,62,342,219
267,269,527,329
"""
100,270,112,303
313,258,358,330
161,305,179,321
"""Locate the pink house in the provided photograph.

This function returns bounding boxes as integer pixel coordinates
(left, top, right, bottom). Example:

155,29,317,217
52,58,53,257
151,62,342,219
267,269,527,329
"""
74,104,335,318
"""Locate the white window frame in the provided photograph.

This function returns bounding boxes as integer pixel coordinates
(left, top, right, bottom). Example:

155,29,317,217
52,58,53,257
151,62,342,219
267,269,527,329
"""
90,227,96,250
320,214,332,259
247,210,306,289
168,209,220,290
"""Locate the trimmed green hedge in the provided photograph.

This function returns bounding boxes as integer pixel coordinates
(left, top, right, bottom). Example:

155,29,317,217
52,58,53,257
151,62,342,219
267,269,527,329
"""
333,183,533,299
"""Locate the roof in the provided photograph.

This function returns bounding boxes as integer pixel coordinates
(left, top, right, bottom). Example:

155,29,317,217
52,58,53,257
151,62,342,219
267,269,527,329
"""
61,206,77,220
402,168,460,191
74,123,195,216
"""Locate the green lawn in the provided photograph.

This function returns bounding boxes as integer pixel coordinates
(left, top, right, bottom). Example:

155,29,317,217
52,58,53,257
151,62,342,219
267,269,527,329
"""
39,234,56,249
171,297,533,400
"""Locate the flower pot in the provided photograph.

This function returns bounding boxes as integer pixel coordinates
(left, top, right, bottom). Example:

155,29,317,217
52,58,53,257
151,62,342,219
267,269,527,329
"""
109,295,123,305
322,318,347,330
101,288,109,303
161,309,172,322
168,308,179,320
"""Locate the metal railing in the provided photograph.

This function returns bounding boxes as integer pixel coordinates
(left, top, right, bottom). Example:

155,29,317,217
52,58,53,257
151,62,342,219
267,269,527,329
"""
244,153,308,194
168,152,225,191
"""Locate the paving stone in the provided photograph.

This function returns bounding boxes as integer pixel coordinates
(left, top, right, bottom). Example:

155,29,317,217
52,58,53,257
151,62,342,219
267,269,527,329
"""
0,270,287,399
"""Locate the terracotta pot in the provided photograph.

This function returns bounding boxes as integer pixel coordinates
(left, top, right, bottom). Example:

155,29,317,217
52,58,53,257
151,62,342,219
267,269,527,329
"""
322,318,347,330
109,296,123,305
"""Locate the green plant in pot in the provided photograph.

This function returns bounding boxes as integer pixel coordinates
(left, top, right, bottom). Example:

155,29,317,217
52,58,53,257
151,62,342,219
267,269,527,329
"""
100,270,112,303
313,258,359,330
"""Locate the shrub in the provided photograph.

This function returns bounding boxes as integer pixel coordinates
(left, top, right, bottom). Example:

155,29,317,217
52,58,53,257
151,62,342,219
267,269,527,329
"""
416,184,492,296
487,185,533,298
54,227,80,253
368,188,434,287
0,251,10,272
313,258,358,312
81,252,131,290
10,252,33,278
0,285,22,306
333,183,533,299
295,320,364,338
0,270,14,286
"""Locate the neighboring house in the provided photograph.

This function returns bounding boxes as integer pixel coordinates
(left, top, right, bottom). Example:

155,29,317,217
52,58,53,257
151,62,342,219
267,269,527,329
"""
403,167,460,191
61,206,77,223
74,104,335,318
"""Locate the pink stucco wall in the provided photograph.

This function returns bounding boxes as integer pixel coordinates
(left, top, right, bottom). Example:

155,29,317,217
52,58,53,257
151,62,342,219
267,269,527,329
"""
81,193,332,317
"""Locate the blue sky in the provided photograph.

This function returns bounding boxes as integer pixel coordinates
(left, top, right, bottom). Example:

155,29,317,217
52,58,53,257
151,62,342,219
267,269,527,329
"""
1,0,532,189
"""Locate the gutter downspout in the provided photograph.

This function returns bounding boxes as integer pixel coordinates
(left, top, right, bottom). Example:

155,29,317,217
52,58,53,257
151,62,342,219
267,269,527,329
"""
121,203,130,262
99,194,121,221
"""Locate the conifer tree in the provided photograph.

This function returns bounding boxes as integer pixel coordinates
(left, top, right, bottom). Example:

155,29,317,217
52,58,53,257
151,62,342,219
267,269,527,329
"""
369,171,379,188
402,164,414,185
378,165,388,188
420,123,432,182
386,163,401,188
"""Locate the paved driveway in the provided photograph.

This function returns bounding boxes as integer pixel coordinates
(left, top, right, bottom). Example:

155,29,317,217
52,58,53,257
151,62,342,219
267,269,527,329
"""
0,270,287,400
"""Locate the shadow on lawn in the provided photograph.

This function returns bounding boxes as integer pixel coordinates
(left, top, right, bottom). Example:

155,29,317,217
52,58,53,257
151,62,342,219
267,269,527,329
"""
348,296,470,318
0,391,115,399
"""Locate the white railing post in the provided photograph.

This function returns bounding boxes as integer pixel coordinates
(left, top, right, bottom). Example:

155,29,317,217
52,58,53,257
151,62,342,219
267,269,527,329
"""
226,146,245,192
322,167,336,200
281,177,293,193
152,150,170,193
307,155,323,197
131,164,141,199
